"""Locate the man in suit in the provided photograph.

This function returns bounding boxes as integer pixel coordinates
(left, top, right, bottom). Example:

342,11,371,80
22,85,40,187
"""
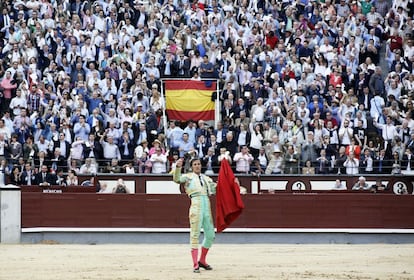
214,121,228,146
50,148,67,173
133,3,148,27
146,73,162,90
201,147,219,174
234,110,250,129
281,30,295,48
219,131,238,159
297,40,314,61
233,98,250,119
175,53,191,78
315,149,330,174
134,122,150,146
217,52,232,74
36,165,56,186
374,149,391,174
0,8,11,31
162,17,175,40
145,110,159,135
21,163,37,186
357,86,373,112
284,145,300,174
221,99,235,123
51,133,71,159
83,133,103,159
159,52,176,78
95,41,112,65
237,53,252,72
360,148,374,174
195,120,210,140
220,82,237,102
117,69,133,91
119,131,134,165
53,169,67,186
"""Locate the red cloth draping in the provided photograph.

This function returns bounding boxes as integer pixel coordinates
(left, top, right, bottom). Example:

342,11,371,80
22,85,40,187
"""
216,159,244,233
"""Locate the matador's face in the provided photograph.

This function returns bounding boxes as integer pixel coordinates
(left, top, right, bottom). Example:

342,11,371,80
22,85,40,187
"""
191,160,202,175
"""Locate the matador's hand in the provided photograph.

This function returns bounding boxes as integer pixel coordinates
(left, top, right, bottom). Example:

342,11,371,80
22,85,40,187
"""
176,158,184,168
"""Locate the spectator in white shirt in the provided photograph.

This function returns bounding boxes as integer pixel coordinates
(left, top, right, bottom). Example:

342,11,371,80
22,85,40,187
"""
233,145,254,174
150,148,167,174
373,116,398,149
338,119,353,146
70,136,84,162
100,135,121,162
79,157,98,175
352,176,371,190
80,37,96,62
9,89,27,116
344,152,359,175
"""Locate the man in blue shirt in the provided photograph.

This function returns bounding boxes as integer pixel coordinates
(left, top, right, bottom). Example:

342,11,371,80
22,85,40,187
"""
167,120,184,151
179,133,194,158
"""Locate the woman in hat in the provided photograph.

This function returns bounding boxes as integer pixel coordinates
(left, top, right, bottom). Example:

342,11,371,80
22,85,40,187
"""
148,139,165,156
134,139,149,159
265,148,284,174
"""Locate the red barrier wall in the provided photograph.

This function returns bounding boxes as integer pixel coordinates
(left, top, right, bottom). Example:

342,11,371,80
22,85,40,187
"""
21,193,414,229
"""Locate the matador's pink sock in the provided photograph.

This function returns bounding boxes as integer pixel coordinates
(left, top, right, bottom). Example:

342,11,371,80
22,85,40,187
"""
199,247,209,265
191,249,199,268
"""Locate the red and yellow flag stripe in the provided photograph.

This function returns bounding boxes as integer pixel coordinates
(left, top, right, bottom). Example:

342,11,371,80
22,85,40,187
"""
165,80,216,121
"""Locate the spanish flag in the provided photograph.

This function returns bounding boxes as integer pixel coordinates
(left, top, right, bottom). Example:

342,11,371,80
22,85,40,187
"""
165,80,216,121
216,159,245,233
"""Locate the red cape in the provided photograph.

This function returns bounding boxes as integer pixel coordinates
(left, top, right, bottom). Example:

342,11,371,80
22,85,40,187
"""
216,159,244,233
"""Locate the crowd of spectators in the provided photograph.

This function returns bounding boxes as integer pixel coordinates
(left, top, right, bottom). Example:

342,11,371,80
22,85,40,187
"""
0,0,414,186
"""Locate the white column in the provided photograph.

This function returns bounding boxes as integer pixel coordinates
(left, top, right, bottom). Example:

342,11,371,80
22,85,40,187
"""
215,81,220,129
0,185,21,243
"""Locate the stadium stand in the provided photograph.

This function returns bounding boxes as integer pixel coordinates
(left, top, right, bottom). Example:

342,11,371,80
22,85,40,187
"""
0,0,413,187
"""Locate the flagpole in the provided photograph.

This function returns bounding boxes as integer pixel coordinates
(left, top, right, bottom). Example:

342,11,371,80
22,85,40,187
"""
214,80,220,129
161,79,168,149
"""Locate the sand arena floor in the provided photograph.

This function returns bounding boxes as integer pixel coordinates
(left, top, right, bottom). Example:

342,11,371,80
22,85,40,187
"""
0,244,413,280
